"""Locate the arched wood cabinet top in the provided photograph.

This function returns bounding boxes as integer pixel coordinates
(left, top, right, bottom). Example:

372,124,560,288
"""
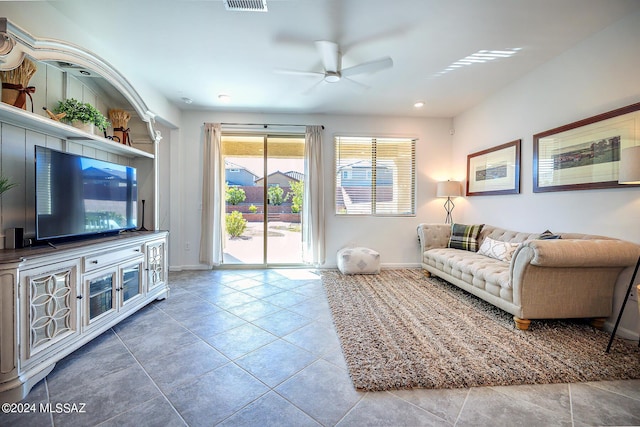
0,17,160,146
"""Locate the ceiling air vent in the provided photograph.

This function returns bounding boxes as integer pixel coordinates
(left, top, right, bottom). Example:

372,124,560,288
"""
223,0,268,12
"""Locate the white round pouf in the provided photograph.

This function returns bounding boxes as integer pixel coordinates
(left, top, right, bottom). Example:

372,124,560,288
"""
337,247,380,274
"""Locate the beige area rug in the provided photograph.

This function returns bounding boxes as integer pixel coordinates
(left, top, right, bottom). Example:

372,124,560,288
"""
321,269,640,391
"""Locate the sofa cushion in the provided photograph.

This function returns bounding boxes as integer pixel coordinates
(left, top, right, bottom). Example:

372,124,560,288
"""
423,248,512,291
539,229,562,240
478,237,520,263
448,223,484,252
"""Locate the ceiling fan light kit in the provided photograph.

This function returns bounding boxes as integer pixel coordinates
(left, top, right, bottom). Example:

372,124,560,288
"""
324,72,341,83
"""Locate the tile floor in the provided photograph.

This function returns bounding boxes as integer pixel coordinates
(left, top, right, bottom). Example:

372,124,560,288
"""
2,268,640,427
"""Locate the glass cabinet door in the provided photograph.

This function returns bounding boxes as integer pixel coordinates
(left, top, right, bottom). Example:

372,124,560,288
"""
121,263,142,305
88,272,115,322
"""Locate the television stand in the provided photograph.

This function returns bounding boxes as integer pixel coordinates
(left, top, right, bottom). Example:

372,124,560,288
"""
0,230,168,402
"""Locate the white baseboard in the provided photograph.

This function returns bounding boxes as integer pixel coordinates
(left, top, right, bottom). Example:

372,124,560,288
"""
320,262,421,270
603,321,640,342
171,262,422,271
169,265,211,272
380,263,422,269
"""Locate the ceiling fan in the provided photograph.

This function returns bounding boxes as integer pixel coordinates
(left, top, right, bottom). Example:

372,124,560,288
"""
277,40,393,88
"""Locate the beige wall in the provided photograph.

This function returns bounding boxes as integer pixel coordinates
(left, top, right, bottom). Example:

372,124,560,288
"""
452,10,640,339
171,112,453,270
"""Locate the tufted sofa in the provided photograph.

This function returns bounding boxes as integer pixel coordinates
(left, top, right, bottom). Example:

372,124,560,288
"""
417,224,640,330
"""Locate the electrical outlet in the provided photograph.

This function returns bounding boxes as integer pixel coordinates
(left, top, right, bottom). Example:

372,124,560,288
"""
185,241,191,251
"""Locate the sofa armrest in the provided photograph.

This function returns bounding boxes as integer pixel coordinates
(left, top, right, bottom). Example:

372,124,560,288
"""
417,223,451,253
513,239,640,268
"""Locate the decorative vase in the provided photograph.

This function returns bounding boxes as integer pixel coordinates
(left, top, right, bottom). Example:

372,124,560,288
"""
71,121,94,135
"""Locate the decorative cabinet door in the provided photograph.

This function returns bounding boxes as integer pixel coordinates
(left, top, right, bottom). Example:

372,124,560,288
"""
20,261,81,365
145,240,166,292
120,258,144,308
84,268,118,330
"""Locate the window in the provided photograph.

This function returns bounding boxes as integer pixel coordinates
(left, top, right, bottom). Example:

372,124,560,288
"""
335,136,416,216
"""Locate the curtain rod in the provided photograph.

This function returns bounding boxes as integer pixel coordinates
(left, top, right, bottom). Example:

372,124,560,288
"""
210,122,324,129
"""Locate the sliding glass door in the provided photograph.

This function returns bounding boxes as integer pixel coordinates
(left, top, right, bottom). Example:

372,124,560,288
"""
222,133,305,266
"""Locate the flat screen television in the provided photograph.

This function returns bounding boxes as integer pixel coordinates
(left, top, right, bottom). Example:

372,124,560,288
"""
35,146,138,242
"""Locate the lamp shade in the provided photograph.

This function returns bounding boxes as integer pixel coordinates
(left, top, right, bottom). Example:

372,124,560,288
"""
619,146,640,184
436,180,461,197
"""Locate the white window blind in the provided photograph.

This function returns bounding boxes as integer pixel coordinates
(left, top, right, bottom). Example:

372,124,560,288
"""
335,136,416,216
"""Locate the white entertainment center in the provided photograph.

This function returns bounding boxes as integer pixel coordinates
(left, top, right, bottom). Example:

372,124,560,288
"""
0,231,168,402
0,18,170,402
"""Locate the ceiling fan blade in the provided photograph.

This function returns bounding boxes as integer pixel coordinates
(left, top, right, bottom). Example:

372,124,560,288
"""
302,79,325,95
341,57,393,77
315,40,340,73
274,68,324,78
342,77,370,91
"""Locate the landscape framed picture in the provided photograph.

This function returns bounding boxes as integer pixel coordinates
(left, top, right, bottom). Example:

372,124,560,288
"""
466,140,521,196
533,102,640,192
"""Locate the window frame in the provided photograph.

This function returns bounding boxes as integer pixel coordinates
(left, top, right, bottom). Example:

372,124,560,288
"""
334,135,416,217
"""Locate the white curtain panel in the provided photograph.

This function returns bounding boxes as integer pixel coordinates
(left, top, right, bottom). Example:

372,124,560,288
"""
199,123,225,266
303,125,325,265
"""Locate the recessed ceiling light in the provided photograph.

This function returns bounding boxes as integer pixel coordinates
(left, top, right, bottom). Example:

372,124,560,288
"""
218,94,231,103
414,101,425,108
181,97,193,104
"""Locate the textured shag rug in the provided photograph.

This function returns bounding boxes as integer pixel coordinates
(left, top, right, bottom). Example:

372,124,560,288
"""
321,269,640,391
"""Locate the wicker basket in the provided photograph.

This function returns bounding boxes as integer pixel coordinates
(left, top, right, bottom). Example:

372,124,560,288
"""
1,58,37,111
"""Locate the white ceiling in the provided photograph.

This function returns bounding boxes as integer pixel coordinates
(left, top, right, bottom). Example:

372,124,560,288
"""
9,0,640,118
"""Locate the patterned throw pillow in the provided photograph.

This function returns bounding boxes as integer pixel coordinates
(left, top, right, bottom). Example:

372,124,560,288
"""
448,223,484,252
478,237,520,262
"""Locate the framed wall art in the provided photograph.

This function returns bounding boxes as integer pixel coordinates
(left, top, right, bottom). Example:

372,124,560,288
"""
533,102,640,192
466,139,521,196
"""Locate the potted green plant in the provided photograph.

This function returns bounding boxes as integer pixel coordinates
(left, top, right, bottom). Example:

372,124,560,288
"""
0,176,17,196
53,98,110,133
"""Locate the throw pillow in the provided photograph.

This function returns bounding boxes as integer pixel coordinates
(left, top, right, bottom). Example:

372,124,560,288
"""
478,237,520,263
448,223,484,252
539,229,562,240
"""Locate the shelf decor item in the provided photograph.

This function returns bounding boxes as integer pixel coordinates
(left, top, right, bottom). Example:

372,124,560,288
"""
109,108,131,146
0,176,17,196
0,57,37,111
53,98,110,134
